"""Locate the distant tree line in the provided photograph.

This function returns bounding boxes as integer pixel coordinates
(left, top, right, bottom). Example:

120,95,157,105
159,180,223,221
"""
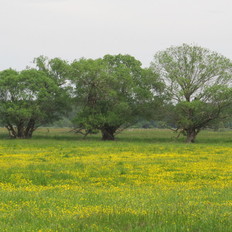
1,44,232,142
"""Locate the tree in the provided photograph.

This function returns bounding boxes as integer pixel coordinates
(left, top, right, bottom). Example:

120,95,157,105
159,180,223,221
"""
0,68,69,138
71,54,162,140
151,44,232,143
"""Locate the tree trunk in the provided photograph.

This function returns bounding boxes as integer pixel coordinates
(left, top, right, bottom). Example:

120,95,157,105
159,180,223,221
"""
5,119,36,139
17,120,24,138
6,124,17,138
24,119,36,138
186,129,198,143
101,126,116,141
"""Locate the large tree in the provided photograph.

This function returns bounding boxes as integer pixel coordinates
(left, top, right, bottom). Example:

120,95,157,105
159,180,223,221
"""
151,44,232,143
0,68,68,138
71,54,162,140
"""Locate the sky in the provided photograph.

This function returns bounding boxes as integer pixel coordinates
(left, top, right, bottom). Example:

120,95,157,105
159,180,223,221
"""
0,0,232,70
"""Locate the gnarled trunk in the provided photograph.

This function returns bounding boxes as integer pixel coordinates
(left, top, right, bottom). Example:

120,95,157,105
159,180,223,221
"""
186,129,199,143
24,119,36,138
6,124,17,138
101,126,117,141
6,119,36,139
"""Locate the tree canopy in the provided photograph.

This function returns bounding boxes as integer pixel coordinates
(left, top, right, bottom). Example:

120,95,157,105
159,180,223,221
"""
71,54,162,140
151,44,232,142
0,45,232,142
0,68,69,138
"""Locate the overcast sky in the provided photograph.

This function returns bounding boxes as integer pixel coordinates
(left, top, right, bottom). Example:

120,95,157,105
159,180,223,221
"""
0,0,232,70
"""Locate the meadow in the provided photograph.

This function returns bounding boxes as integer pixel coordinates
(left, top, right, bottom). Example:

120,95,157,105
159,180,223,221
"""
0,128,231,231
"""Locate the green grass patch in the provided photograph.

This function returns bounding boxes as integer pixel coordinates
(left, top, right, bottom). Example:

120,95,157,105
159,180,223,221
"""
0,128,231,231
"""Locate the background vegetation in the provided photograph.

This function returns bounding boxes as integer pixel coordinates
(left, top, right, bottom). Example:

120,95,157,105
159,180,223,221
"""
1,44,232,142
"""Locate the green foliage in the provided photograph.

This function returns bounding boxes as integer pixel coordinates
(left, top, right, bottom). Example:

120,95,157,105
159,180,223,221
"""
151,44,232,142
1,46,232,143
71,54,162,140
33,56,71,86
0,68,69,138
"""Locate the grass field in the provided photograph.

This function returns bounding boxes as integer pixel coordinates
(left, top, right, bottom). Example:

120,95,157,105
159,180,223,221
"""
0,128,231,231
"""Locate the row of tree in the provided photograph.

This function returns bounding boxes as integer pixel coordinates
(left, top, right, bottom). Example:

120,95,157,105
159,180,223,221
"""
1,44,232,142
